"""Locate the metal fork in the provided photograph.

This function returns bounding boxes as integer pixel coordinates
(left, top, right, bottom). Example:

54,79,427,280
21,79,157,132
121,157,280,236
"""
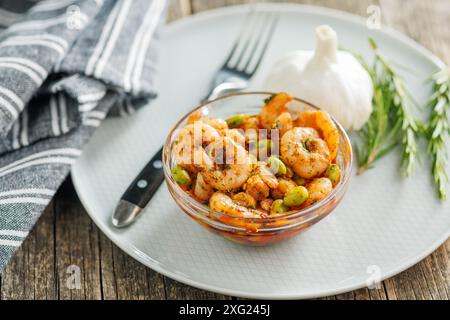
204,11,278,101
112,11,278,228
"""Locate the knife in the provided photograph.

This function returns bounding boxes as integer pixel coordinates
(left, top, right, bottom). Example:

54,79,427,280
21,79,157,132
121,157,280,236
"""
112,147,164,228
111,91,229,228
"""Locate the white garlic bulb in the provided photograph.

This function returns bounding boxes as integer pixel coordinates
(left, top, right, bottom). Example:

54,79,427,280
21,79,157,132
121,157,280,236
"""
264,25,373,131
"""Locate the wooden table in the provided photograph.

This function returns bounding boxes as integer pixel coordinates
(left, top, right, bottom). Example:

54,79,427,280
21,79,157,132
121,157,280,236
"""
0,0,448,300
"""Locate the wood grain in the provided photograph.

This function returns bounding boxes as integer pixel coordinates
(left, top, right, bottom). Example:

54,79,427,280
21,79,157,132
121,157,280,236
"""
0,203,56,300
0,0,449,300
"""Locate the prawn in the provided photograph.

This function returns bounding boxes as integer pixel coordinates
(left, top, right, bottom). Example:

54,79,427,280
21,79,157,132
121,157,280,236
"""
201,137,252,191
259,93,292,129
173,121,219,172
271,178,297,199
187,112,229,132
254,161,279,189
303,177,333,207
194,173,214,201
295,110,340,161
224,128,245,146
280,127,330,179
272,112,293,137
209,192,264,218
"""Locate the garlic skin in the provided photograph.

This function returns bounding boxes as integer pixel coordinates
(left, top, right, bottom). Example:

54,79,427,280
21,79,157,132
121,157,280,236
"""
264,25,373,131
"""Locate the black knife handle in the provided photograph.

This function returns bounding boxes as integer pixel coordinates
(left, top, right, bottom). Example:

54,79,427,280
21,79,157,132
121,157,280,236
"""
121,147,165,208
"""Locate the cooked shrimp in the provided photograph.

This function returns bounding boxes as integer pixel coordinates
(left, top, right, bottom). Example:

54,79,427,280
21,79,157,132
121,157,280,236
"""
240,116,259,130
244,174,270,201
280,127,330,179
295,110,340,161
271,178,297,199
259,93,292,129
305,138,330,160
194,173,214,201
232,192,256,208
224,128,245,146
255,161,279,189
259,198,274,212
201,137,252,191
209,192,263,218
187,112,229,132
272,112,293,137
202,117,228,132
303,177,333,207
173,122,219,172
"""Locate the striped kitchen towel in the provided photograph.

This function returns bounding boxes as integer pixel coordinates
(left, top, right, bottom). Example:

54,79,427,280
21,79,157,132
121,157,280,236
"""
0,0,166,271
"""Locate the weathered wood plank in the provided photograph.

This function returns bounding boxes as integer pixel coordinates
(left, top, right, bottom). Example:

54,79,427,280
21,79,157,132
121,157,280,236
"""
164,277,233,300
191,0,380,16
167,0,192,22
97,218,167,300
110,242,166,300
55,179,102,300
0,203,56,300
380,0,450,65
384,244,450,300
98,232,118,300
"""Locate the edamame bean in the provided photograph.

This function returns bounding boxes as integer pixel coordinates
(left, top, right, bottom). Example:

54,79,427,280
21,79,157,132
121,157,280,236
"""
270,199,289,214
325,164,341,184
171,166,192,186
226,113,245,128
258,139,271,159
283,186,309,207
268,156,287,176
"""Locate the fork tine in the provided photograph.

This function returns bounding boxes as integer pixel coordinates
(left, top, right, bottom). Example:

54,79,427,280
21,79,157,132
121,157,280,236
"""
222,10,256,67
245,13,278,75
229,13,262,70
240,13,272,73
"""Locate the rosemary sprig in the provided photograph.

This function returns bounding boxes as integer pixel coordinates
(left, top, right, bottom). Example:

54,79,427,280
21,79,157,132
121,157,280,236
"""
426,68,450,200
356,39,420,176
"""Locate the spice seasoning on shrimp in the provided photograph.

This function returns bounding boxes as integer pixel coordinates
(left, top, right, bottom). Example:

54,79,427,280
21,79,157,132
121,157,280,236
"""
171,93,341,219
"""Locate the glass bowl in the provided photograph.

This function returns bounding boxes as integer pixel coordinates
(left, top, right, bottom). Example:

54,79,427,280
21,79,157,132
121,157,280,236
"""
163,92,352,246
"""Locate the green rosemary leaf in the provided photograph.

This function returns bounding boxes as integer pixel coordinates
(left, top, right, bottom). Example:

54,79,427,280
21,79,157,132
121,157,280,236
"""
426,68,450,200
356,39,420,176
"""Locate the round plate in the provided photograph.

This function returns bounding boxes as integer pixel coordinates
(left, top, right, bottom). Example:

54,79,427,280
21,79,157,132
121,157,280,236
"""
71,3,449,299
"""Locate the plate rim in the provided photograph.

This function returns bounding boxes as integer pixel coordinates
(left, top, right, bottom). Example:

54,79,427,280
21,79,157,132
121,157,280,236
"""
71,3,449,299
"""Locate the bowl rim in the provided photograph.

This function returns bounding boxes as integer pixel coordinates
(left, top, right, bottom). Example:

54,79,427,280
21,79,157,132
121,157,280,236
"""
163,91,353,223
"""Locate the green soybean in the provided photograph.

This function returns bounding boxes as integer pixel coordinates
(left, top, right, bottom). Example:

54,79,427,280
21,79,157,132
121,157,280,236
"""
270,199,289,214
171,166,192,186
325,164,341,184
258,139,272,159
226,113,245,128
283,186,309,207
268,156,287,176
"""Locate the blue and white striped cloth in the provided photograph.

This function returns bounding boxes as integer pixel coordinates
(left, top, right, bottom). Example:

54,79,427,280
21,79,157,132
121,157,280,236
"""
0,0,166,271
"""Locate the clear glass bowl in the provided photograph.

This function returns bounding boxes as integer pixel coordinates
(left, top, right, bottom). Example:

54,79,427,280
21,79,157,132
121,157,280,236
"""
163,92,353,246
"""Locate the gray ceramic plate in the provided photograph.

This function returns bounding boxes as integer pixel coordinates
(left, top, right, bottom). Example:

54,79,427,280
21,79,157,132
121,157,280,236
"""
72,3,449,299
